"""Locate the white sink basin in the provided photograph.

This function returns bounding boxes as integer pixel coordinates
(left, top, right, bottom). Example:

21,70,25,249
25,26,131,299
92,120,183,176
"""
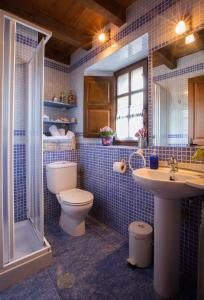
132,167,204,298
133,168,204,199
186,178,204,190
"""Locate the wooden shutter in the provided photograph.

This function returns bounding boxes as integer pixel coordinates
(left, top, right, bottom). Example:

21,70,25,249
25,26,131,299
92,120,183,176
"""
84,76,115,137
189,75,204,145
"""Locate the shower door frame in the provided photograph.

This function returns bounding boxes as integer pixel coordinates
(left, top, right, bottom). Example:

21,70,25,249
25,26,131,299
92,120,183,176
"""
26,38,45,243
0,9,4,272
0,10,16,270
0,9,51,273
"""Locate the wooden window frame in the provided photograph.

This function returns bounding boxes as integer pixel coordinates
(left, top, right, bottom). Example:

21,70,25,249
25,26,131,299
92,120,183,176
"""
113,58,148,146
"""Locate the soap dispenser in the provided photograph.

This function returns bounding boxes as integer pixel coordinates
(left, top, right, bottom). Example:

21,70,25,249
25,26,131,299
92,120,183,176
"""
150,150,159,169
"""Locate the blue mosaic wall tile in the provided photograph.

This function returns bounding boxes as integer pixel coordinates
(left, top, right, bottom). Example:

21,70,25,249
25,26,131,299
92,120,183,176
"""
79,144,154,236
14,144,26,222
44,59,69,73
16,33,38,48
153,62,204,81
14,129,26,136
180,198,202,278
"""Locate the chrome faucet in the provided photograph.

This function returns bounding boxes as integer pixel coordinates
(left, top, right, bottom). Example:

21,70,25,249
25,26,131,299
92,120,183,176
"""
168,156,178,180
169,156,178,172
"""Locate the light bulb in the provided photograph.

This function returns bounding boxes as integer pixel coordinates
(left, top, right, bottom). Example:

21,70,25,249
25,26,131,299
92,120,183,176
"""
175,20,186,35
98,32,106,42
185,33,195,44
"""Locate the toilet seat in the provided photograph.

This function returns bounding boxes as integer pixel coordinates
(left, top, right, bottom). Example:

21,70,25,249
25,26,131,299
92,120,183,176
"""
59,188,93,206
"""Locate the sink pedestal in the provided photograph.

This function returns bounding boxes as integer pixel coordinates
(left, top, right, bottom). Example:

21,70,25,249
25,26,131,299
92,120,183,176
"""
154,197,180,298
132,167,204,298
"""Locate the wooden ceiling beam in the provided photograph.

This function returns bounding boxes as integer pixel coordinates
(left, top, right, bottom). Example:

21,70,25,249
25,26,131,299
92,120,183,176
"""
45,48,71,65
153,49,177,69
0,0,91,49
77,0,126,27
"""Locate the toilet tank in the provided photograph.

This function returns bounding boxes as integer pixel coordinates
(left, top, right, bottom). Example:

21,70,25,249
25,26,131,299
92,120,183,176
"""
46,161,77,194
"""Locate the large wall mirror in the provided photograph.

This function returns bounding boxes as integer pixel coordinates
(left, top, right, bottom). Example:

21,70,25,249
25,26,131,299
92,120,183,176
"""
152,27,204,147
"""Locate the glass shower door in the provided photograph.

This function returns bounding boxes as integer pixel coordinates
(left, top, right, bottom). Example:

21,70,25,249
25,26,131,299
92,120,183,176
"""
26,39,45,243
1,17,15,265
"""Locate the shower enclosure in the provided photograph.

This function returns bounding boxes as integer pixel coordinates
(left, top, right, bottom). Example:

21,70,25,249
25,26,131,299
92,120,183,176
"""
0,10,52,290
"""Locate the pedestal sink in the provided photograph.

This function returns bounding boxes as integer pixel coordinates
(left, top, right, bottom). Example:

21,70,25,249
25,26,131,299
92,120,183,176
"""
132,167,204,298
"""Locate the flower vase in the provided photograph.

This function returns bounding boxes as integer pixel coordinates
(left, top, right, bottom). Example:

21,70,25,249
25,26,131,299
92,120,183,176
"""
138,137,147,149
101,136,113,146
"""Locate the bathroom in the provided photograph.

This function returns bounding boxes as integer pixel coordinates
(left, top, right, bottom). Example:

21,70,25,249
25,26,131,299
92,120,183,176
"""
0,0,204,299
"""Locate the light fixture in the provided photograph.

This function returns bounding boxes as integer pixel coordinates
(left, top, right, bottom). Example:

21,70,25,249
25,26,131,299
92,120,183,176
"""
185,33,195,44
175,20,186,35
98,32,106,43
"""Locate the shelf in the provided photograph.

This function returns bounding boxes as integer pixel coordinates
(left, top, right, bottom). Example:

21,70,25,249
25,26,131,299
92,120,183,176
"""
44,100,76,109
43,120,76,125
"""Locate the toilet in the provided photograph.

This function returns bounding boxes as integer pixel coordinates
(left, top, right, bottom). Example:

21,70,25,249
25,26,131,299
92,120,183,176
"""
46,161,94,236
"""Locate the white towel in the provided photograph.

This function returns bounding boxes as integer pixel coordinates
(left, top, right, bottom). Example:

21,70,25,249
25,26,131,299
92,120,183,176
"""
59,128,65,136
49,125,60,136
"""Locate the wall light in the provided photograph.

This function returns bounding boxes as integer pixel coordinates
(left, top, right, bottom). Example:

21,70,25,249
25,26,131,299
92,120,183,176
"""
98,32,106,43
175,20,186,35
185,33,195,44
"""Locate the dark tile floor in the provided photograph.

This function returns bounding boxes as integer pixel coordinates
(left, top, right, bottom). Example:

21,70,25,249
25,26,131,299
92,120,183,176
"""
0,217,197,300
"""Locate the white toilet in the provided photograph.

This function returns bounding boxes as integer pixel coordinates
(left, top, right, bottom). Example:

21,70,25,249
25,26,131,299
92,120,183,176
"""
46,161,94,236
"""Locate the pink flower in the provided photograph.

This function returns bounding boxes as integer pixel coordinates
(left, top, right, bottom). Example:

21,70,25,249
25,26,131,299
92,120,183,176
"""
100,126,115,137
100,126,113,133
135,128,147,138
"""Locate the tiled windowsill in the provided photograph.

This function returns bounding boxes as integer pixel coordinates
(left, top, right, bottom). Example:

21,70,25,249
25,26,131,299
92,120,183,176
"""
78,142,138,150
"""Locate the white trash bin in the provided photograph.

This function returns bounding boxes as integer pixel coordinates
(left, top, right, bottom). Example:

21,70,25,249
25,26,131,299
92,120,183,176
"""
127,221,153,268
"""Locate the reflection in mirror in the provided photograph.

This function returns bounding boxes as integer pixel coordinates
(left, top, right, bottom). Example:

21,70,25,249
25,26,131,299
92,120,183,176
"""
152,29,204,147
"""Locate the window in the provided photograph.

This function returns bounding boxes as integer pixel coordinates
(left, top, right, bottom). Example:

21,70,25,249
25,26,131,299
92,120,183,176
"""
115,59,148,144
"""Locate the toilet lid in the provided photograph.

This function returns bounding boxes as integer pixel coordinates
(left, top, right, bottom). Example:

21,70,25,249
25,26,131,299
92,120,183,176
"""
59,188,93,206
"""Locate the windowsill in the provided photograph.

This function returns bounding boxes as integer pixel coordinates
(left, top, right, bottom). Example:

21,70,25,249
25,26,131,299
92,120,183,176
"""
78,141,139,149
106,144,139,149
113,139,139,147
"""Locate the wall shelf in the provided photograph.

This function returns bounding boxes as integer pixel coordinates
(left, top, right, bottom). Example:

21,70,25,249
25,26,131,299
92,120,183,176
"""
44,100,76,109
44,120,76,125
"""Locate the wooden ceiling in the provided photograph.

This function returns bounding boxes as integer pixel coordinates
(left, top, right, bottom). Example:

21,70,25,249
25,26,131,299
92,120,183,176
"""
0,0,136,64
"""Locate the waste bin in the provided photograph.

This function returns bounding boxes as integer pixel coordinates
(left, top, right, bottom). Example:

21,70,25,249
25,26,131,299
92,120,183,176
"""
127,221,153,268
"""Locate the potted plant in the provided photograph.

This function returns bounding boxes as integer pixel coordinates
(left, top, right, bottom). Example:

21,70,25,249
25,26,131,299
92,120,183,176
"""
135,128,148,149
100,126,114,146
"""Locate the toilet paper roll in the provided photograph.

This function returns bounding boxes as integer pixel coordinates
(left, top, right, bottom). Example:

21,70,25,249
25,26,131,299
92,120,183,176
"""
113,161,127,174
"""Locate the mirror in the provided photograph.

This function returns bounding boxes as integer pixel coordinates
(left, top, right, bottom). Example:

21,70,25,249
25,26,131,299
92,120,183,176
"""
152,28,204,147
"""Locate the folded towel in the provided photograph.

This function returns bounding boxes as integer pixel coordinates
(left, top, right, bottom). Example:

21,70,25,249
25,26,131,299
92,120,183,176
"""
59,128,65,136
43,114,49,121
49,125,60,136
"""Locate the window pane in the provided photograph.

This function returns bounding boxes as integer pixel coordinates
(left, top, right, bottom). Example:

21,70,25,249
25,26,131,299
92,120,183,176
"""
130,92,143,115
116,118,128,139
131,67,143,91
129,116,143,138
117,73,128,95
117,96,128,117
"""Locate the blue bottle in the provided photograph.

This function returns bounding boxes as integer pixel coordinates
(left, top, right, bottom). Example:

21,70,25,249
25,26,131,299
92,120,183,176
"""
150,150,159,169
